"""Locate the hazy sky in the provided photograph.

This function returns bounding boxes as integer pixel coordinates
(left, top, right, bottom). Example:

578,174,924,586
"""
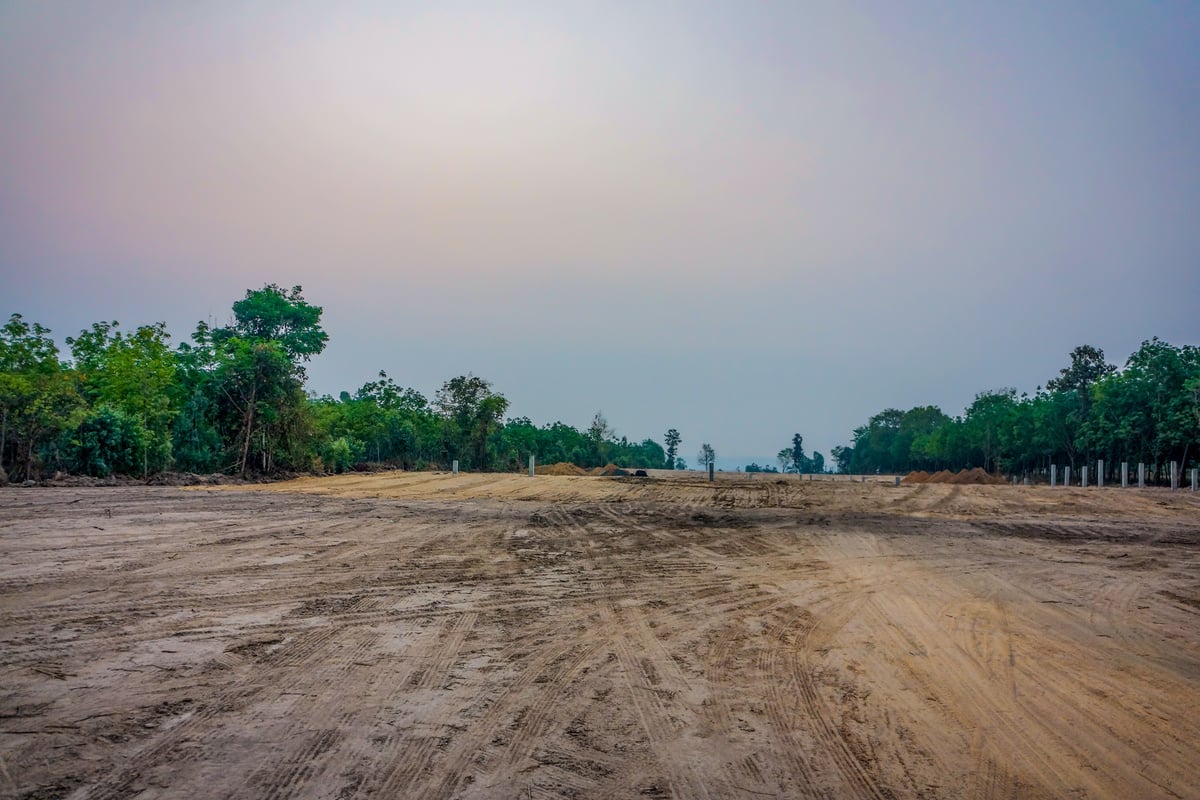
3,1,1198,467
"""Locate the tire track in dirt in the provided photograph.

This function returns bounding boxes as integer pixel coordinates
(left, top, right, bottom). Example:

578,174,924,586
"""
785,594,888,800
423,638,608,798
77,618,358,800
754,604,824,797
610,617,713,799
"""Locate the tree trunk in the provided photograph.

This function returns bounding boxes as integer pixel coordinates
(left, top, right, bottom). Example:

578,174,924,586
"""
239,384,256,477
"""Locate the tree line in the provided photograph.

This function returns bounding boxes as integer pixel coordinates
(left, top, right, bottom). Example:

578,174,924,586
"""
0,285,675,480
832,343,1200,482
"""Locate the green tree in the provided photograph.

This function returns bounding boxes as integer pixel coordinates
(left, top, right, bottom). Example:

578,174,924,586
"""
66,321,178,474
217,284,328,366
588,411,614,466
64,405,147,477
664,428,681,469
203,285,328,475
435,374,509,470
791,433,806,473
698,443,715,471
0,314,82,479
963,389,1018,474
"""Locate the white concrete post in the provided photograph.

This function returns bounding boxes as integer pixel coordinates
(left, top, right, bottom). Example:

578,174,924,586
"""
1171,461,1179,490
1138,462,1145,488
452,459,459,475
895,476,901,486
1097,460,1104,488
528,455,535,477
1121,462,1128,488
1064,466,1071,487
1051,464,1057,487
1082,466,1088,488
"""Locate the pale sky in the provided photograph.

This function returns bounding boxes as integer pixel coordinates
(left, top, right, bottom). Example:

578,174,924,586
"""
3,2,1198,467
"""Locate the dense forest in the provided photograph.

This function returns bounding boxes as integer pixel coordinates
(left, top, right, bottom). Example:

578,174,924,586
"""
0,285,667,481
833,343,1200,483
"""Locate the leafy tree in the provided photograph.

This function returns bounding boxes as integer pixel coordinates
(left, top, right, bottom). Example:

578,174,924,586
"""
697,443,715,471
1047,345,1116,395
664,428,681,469
208,285,328,475
66,321,178,473
0,314,82,478
216,284,328,366
588,411,614,466
777,448,793,473
791,433,806,474
830,445,853,474
64,405,147,477
435,374,509,470
962,389,1017,474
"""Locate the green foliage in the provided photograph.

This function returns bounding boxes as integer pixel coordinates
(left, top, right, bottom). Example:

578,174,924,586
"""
220,284,328,364
319,436,363,474
66,320,178,473
65,405,148,477
0,314,82,478
664,428,681,469
837,342,1200,481
435,374,510,470
0,289,675,480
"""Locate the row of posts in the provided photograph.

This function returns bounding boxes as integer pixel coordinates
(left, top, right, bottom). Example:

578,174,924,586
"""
1047,461,1197,491
463,457,1197,491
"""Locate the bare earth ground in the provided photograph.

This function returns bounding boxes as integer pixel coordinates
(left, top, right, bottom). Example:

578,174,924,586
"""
2,473,1199,800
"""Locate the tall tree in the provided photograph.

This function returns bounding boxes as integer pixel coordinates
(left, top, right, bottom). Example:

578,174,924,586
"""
588,411,614,466
218,284,328,366
436,374,509,470
0,314,81,479
664,428,681,469
207,285,328,475
66,321,179,473
698,443,716,471
791,433,806,473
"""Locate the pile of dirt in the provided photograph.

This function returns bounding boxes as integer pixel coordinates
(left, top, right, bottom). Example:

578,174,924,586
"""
534,462,588,476
912,468,1007,486
948,467,1007,485
591,463,625,477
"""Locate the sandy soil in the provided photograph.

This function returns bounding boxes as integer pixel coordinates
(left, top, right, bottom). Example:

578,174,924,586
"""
2,473,1199,799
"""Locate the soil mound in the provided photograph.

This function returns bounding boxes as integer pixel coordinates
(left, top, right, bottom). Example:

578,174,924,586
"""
534,462,588,476
948,467,1005,485
591,463,624,477
917,468,1007,485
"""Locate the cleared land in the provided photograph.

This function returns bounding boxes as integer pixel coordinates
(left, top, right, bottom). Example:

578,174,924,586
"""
2,473,1199,799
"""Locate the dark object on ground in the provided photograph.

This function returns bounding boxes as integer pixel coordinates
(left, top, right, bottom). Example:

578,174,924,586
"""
635,470,648,477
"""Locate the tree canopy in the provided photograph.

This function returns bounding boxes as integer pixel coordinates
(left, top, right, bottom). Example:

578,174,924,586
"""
834,342,1199,483
0,289,674,480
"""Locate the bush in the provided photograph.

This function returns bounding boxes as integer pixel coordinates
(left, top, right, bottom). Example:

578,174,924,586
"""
319,436,363,474
64,406,148,477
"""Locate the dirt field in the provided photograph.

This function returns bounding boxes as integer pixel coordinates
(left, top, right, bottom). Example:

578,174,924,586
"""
2,473,1199,799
